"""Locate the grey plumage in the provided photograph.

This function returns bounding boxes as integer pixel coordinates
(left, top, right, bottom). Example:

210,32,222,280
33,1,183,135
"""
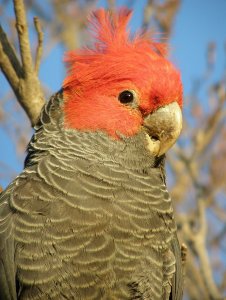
0,91,183,299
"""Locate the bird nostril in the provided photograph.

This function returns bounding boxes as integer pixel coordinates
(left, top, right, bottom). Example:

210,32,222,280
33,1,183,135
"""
151,135,159,141
153,97,160,106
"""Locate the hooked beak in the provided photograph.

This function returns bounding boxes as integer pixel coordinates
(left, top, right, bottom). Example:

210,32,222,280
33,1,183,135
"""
143,102,182,156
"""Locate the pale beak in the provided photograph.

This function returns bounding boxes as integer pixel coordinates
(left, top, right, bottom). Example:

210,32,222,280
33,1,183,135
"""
143,102,182,156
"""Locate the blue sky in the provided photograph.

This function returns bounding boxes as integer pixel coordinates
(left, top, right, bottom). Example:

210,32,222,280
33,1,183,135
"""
0,0,226,188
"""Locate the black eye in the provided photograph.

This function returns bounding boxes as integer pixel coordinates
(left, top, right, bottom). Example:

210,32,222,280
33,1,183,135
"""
118,90,134,104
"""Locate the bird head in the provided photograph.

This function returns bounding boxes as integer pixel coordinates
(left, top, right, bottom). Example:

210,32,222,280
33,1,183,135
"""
63,9,183,157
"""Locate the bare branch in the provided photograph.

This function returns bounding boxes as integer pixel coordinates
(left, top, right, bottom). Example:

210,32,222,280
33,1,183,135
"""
181,199,223,299
155,0,181,36
194,200,223,300
33,16,43,74
107,0,116,10
0,41,19,94
194,84,226,155
13,0,34,75
181,243,187,268
0,24,23,77
185,254,209,299
0,0,46,125
142,0,154,30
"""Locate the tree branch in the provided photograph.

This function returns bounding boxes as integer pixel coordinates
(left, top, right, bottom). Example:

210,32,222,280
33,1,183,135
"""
33,16,43,74
0,42,19,94
0,0,45,126
0,24,23,77
194,200,223,300
194,84,226,156
13,0,34,76
181,198,223,299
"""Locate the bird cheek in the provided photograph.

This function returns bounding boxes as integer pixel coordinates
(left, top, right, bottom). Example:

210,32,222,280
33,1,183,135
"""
114,109,143,138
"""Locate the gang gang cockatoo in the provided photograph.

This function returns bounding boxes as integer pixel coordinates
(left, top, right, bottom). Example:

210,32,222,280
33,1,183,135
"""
0,8,183,300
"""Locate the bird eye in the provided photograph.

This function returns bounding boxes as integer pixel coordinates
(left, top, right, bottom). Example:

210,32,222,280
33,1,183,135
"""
118,90,134,104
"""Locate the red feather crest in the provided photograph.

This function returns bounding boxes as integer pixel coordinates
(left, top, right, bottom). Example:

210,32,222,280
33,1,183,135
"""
63,8,168,90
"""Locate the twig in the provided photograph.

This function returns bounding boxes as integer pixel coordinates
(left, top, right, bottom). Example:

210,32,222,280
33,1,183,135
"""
142,0,154,30
0,41,19,94
195,200,223,299
0,24,23,77
181,243,187,268
182,199,223,299
33,16,43,74
155,0,181,36
185,254,209,299
13,0,34,76
194,84,226,156
107,0,116,11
